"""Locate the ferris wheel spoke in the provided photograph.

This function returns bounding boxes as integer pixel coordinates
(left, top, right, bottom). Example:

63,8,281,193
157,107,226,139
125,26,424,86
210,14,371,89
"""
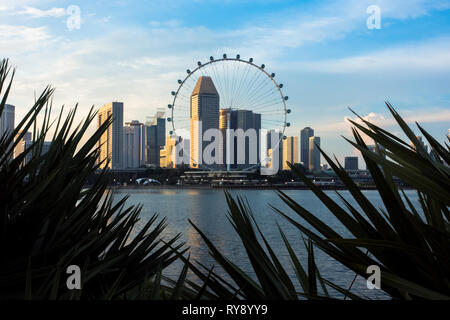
243,75,279,108
238,90,276,112
242,85,277,109
231,62,253,109
235,72,271,109
250,100,284,112
233,67,265,110
230,61,243,109
244,89,280,111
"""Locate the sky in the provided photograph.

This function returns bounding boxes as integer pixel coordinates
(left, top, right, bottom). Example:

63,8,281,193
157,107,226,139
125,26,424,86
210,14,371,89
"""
1,0,450,167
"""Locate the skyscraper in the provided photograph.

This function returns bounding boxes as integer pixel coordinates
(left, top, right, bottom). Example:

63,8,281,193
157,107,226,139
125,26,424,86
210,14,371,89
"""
309,136,321,172
266,129,283,171
344,156,358,171
219,108,261,170
300,127,314,167
144,110,166,166
282,136,299,170
98,102,123,170
0,104,14,138
162,135,190,168
123,120,145,169
14,131,32,162
1,104,15,159
190,76,219,168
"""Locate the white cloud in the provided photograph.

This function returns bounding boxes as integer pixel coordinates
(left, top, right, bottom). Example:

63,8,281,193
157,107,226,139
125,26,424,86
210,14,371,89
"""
0,24,53,55
290,38,450,74
16,6,67,18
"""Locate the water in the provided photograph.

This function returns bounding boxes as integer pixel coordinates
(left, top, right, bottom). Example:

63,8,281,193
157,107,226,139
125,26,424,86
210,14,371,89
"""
112,188,419,299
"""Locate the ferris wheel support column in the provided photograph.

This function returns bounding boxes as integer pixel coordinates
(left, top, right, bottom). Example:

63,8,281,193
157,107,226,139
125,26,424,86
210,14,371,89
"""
227,117,231,172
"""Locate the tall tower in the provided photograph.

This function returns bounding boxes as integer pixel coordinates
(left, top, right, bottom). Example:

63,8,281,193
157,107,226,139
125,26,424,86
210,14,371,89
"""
309,136,321,172
282,136,299,170
300,127,314,167
98,102,123,170
190,76,219,168
1,104,15,139
123,120,144,169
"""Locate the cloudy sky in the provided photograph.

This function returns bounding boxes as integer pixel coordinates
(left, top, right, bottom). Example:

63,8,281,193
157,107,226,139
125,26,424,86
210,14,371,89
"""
1,0,450,167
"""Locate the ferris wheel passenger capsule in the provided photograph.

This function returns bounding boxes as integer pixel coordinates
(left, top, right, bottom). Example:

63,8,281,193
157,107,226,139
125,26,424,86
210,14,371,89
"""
223,53,227,58
279,84,283,88
171,91,176,96
287,109,291,114
168,104,172,109
236,54,240,59
177,79,182,84
210,56,214,61
261,64,265,69
249,58,253,62
197,61,202,66
186,69,191,74
284,96,289,101
271,73,275,77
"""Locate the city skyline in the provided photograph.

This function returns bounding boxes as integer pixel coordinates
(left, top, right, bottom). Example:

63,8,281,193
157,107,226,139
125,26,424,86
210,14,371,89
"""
1,0,449,167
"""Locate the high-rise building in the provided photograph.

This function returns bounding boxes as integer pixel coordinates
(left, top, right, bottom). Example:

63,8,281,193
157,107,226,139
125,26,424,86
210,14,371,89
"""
162,135,190,168
123,120,145,169
190,76,219,168
14,131,32,162
300,127,314,167
219,108,261,170
282,136,299,170
344,156,358,171
266,129,282,171
98,102,123,170
0,104,14,137
308,136,321,172
144,110,166,166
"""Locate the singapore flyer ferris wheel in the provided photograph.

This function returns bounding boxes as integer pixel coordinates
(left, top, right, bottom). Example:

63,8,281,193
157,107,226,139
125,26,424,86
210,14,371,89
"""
168,54,291,171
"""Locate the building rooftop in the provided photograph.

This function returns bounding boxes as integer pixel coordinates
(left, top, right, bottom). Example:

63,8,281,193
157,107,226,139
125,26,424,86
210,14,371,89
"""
191,76,218,96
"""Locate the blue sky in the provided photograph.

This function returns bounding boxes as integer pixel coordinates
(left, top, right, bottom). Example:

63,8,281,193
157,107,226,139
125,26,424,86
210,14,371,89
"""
1,0,450,167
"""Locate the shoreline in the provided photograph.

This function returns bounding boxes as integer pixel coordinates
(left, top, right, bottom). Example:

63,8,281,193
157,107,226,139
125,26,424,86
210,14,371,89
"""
105,184,390,191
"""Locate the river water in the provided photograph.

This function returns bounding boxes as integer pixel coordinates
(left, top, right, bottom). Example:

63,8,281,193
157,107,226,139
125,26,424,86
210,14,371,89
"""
112,188,418,299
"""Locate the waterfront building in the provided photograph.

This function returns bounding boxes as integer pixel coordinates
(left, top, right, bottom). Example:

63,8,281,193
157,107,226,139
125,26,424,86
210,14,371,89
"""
123,120,145,169
144,110,166,166
219,108,261,170
300,127,314,167
344,156,358,171
14,131,32,162
0,104,14,137
98,102,123,170
190,76,220,168
282,136,299,170
162,135,190,168
265,129,282,171
308,136,321,172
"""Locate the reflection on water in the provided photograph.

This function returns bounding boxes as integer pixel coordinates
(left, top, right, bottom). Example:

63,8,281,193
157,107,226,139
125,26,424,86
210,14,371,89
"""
112,188,419,299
